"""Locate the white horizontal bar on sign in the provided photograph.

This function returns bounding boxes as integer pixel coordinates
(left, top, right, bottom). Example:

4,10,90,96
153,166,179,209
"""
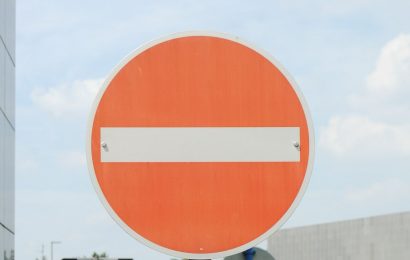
100,127,300,162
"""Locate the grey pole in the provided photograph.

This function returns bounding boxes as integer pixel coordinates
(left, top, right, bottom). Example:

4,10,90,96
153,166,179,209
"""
50,241,61,260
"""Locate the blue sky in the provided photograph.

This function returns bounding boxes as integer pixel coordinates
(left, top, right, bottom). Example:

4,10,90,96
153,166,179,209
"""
16,0,410,259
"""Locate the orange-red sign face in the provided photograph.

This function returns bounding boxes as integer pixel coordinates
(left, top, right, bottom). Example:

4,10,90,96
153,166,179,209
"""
87,33,314,259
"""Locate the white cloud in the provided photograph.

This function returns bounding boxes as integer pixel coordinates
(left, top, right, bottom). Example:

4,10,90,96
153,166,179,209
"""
320,34,410,157
349,34,410,120
31,78,103,118
320,115,410,156
366,34,410,96
346,178,410,204
57,150,86,169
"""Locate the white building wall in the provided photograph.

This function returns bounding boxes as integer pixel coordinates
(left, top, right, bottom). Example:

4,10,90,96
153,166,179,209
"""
0,0,15,259
268,212,410,260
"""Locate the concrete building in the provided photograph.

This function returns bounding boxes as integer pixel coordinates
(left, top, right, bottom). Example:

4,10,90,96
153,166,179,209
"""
0,0,15,259
268,212,410,260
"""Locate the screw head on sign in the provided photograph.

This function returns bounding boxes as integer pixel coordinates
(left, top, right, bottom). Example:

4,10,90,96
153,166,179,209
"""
293,141,300,151
101,142,108,151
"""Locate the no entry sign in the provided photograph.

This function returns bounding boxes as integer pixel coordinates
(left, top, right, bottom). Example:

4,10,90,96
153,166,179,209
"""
86,32,314,259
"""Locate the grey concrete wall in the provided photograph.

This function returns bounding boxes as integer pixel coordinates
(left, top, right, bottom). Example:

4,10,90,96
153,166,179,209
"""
268,212,410,260
0,0,15,259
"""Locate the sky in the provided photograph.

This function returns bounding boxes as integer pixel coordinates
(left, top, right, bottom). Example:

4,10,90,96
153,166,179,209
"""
16,0,410,259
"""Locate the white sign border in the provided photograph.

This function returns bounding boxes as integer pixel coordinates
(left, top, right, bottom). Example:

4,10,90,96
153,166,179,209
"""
86,31,315,259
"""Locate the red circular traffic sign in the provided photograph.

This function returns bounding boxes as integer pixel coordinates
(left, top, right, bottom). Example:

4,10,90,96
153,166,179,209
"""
86,32,314,259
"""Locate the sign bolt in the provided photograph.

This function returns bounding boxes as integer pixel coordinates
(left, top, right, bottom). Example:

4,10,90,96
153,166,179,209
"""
101,142,108,151
293,141,300,151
